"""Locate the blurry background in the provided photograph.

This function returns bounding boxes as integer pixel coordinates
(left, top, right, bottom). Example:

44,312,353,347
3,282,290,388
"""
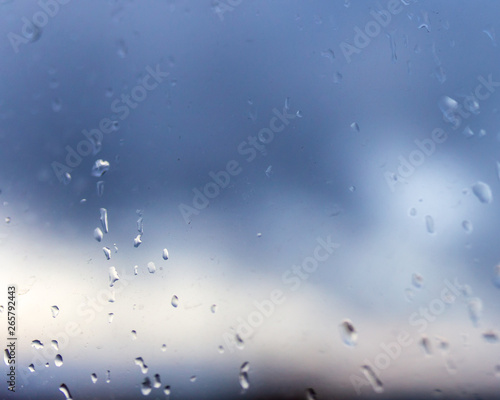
1,0,500,399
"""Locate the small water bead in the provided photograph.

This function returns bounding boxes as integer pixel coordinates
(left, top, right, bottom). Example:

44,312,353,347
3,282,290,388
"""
91,373,98,383
55,354,63,367
51,305,60,318
171,295,179,308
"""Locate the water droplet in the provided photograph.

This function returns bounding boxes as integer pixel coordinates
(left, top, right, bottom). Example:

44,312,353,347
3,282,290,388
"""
137,217,144,234
256,232,262,237
141,377,152,395
162,248,169,260
147,261,156,274
28,364,35,372
106,370,111,383
265,165,273,178
483,24,497,46
425,215,435,234
4,349,11,365
5,217,11,224
134,265,139,275
408,207,417,217
333,71,343,83
218,345,224,354
51,98,62,112
350,122,360,132
305,388,317,400
94,227,103,242
154,374,162,388
386,31,397,63
100,208,109,233
134,357,148,374
116,39,128,58
161,344,167,352
464,97,480,115
462,220,473,233
59,384,72,400
438,96,460,127
420,335,432,355
51,340,59,350
63,172,71,185
109,266,120,287
412,273,424,288
296,110,303,118
361,365,384,393
31,340,44,349
134,235,142,248
91,159,110,177
171,295,179,308
462,125,474,138
91,373,98,383
472,181,493,204
55,354,63,367
239,362,250,390
108,288,115,303
482,330,498,343
349,185,356,192
236,333,245,349
23,21,42,43
108,312,114,323
285,97,291,110
320,48,335,62
164,385,171,395
468,297,482,327
51,305,60,318
339,319,357,347
131,330,137,340
97,181,105,197
210,304,217,314
190,375,197,382
103,247,111,260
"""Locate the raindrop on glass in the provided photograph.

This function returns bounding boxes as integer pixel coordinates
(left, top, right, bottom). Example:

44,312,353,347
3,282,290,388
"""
462,220,473,233
141,377,152,395
94,227,103,242
164,385,171,395
97,181,105,197
408,207,417,217
103,247,111,260
28,364,35,372
305,388,317,400
51,340,59,350
147,261,156,274
468,297,482,327
296,110,303,118
100,208,109,233
472,181,493,204
134,235,142,248
154,374,161,388
59,384,72,400
134,357,148,374
106,370,111,383
361,365,384,393
51,305,60,318
131,330,137,340
162,248,169,260
55,354,63,367
350,122,360,132
171,295,179,308
482,330,499,343
210,304,217,314
31,340,44,349
109,266,120,287
108,313,114,323
425,215,435,234
412,273,424,288
161,344,167,352
239,362,250,390
339,319,357,347
190,375,197,382
134,265,139,275
420,335,432,355
91,159,110,177
91,373,98,383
